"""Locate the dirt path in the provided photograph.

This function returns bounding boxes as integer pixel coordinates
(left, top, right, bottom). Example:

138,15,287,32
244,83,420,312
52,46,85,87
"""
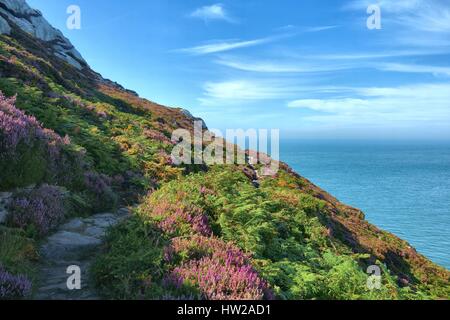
34,208,129,300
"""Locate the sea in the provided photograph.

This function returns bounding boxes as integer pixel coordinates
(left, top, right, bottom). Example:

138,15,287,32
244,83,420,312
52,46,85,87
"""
280,139,450,270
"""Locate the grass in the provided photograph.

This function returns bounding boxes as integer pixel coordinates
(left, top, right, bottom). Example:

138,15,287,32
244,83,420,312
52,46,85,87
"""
0,226,38,296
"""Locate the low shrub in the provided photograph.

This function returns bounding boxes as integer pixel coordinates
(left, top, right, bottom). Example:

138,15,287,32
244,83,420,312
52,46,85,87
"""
83,172,118,213
164,236,272,300
0,91,81,189
91,216,169,299
149,201,211,237
0,264,32,299
7,185,67,237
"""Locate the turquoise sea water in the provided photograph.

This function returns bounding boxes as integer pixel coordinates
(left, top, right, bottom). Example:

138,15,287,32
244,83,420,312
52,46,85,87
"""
280,140,450,270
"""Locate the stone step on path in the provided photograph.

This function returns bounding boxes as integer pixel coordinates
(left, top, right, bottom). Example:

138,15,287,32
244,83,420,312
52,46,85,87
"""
0,192,12,224
35,208,130,300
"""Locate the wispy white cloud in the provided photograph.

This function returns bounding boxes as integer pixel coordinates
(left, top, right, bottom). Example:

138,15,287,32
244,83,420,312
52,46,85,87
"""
198,77,357,106
344,0,423,13
377,63,450,76
345,0,450,50
201,80,290,101
176,35,288,55
215,53,450,76
190,4,234,22
287,82,450,126
308,49,449,60
215,56,356,73
304,25,338,32
276,25,338,32
288,98,370,113
176,24,336,55
346,0,450,46
199,79,310,105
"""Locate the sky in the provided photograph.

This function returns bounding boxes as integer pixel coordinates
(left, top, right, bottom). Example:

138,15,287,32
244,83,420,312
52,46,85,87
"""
27,0,450,140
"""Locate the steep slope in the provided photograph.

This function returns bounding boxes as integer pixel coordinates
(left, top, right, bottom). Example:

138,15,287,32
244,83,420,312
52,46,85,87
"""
0,0,448,300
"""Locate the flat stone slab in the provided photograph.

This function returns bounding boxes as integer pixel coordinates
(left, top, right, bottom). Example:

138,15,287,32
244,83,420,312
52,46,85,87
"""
0,192,12,224
41,231,102,260
35,208,130,300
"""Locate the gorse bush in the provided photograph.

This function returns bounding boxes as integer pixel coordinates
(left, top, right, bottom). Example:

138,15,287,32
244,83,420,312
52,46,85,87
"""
7,185,67,237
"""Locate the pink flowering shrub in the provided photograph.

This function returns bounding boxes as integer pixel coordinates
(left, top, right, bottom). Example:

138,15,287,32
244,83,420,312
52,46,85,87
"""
0,264,32,299
164,236,272,300
144,129,174,145
0,94,44,152
0,91,73,189
84,171,118,212
165,236,249,265
142,193,272,300
149,201,212,237
7,185,67,237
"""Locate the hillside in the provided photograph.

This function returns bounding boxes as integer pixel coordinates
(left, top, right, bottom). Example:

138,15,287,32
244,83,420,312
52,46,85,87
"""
0,0,449,300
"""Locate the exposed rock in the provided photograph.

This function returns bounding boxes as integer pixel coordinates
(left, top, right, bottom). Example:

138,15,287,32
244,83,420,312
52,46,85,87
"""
40,231,102,261
0,14,10,34
180,108,208,130
0,192,12,224
0,0,86,69
36,208,131,300
0,211,7,224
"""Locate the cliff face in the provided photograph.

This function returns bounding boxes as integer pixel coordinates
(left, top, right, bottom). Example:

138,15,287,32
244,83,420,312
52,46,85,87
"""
0,1,448,300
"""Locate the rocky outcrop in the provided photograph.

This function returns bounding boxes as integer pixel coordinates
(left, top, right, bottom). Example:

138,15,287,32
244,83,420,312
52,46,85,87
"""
0,0,86,69
180,108,208,130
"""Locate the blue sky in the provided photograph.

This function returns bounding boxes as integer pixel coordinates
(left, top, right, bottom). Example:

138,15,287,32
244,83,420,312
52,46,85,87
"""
27,0,450,139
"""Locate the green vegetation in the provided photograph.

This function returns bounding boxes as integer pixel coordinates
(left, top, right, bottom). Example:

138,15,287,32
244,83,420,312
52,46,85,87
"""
92,167,448,299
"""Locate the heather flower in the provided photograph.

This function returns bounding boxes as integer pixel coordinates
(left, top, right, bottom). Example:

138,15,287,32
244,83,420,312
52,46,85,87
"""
150,201,212,236
84,171,118,212
96,110,108,119
0,94,41,153
0,264,32,299
199,186,214,196
163,235,273,300
166,257,271,300
144,129,174,145
169,236,250,266
7,185,67,236
0,91,77,189
0,92,69,158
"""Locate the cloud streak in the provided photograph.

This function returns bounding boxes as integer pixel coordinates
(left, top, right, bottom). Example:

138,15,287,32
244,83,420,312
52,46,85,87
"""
176,25,336,55
215,57,356,73
176,35,288,55
198,79,316,106
287,82,450,126
377,63,450,76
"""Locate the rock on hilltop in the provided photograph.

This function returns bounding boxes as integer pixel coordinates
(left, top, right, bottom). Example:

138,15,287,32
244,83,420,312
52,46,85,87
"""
0,0,86,69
